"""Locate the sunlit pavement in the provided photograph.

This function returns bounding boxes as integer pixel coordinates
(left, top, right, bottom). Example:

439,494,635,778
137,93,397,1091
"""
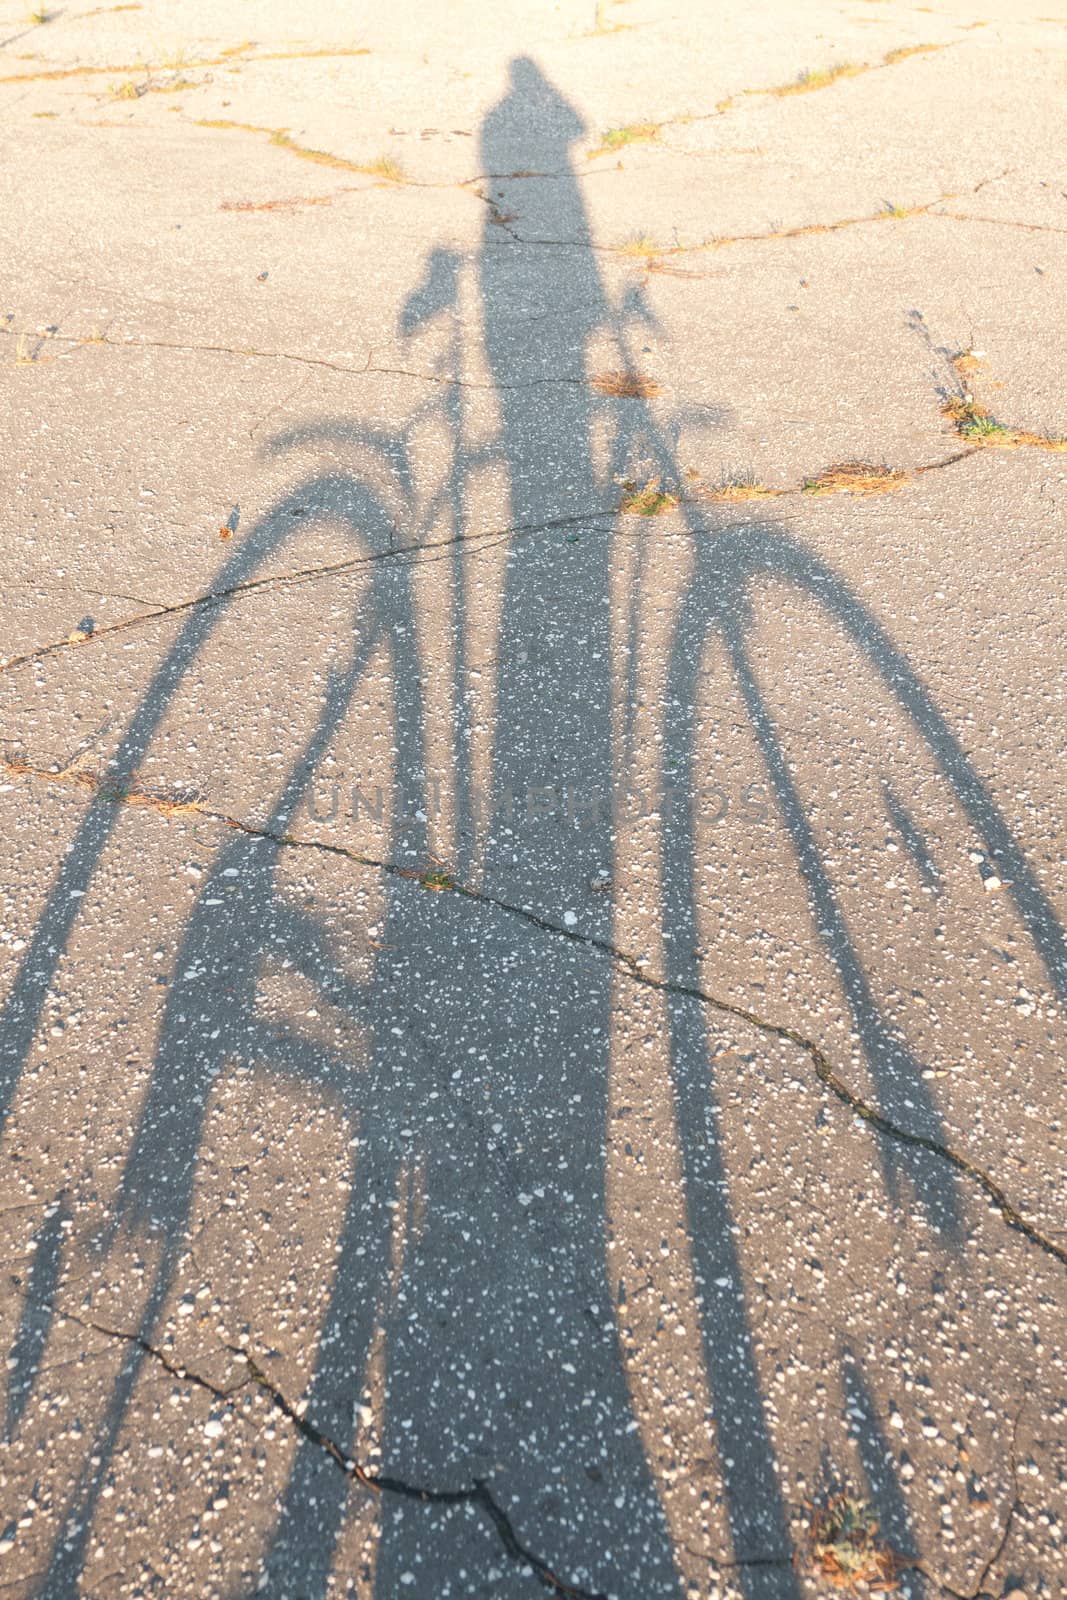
0,4,1064,1597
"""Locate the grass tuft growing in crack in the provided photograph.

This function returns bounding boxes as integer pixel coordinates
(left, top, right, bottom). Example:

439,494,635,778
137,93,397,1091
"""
772,61,860,95
801,462,907,496
619,477,678,515
0,44,363,86
268,128,405,179
587,122,659,159
418,868,455,892
944,399,1013,443
591,368,660,398
944,351,1067,450
360,153,406,182
883,42,944,65
699,467,781,502
715,41,947,111
196,120,407,181
617,230,660,257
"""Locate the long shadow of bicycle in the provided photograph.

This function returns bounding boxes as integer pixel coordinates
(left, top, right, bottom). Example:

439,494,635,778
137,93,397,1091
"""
2,53,1063,1600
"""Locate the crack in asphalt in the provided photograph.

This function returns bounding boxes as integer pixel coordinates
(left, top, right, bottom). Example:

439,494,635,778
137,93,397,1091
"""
45,1294,1033,1600
682,1396,1029,1599
49,1305,252,1402
0,46,374,86
683,1542,792,1571
480,200,943,254
0,508,617,675
833,1408,1027,1600
932,210,1067,237
35,1302,608,1599
446,884,1067,1272
237,1348,609,1599
953,1393,1026,1600
893,1397,1026,1600
2,324,602,390
39,1301,826,1595
5,754,1065,1271
483,169,1014,257
0,441,1009,681
3,325,372,376
2,179,1022,380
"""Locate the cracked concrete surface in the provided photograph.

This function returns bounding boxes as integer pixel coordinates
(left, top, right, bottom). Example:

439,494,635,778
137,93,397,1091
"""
1,2,1065,1598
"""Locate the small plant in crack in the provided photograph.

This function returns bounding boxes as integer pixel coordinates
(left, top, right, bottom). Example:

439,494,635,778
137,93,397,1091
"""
618,230,660,258
110,77,147,99
951,347,984,378
149,74,197,94
619,476,678,516
944,350,1012,442
160,43,193,70
27,5,51,21
587,122,659,160
360,153,406,183
945,399,1012,442
591,369,660,398
703,466,780,501
14,334,35,365
883,42,944,64
584,0,630,36
943,350,1067,450
773,61,859,96
806,1492,900,1591
419,868,455,892
259,128,406,181
801,462,907,496
397,855,457,892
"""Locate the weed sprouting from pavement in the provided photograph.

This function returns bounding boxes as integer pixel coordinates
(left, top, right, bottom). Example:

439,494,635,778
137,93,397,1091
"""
592,369,660,398
943,352,1067,449
588,122,659,159
755,43,944,103
883,42,944,64
202,122,406,180
618,231,660,257
801,462,907,495
774,61,860,95
360,153,406,182
584,0,630,36
419,869,456,892
161,45,192,70
944,400,1012,442
705,467,781,501
806,1492,900,1591
619,477,679,515
149,75,197,94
